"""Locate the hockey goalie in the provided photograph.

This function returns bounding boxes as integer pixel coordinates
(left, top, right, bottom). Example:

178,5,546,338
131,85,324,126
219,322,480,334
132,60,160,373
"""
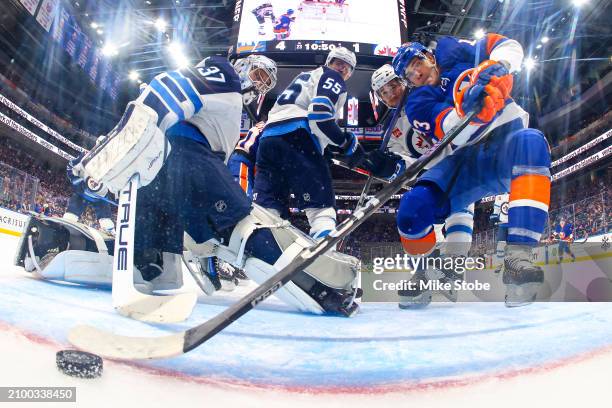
14,53,362,318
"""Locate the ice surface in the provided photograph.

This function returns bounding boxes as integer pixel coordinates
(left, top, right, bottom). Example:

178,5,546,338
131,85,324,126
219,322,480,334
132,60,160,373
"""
1,233,612,406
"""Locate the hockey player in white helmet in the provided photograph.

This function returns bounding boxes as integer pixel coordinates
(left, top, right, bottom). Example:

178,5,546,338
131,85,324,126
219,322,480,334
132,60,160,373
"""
21,53,362,317
367,64,476,308
254,47,363,243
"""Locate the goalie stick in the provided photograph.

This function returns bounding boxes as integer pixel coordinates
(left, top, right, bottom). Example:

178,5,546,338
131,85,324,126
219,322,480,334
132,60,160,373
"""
111,174,197,323
67,110,478,360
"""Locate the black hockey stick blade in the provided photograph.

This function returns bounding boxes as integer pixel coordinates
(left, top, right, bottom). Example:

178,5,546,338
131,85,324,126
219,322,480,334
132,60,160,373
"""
68,111,477,360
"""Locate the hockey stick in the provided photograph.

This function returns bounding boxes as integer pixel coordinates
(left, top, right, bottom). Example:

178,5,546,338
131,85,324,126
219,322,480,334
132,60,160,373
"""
67,111,478,360
355,86,411,209
111,174,197,323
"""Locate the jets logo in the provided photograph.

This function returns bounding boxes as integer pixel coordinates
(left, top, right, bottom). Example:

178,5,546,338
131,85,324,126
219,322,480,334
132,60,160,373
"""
412,133,431,154
501,202,509,216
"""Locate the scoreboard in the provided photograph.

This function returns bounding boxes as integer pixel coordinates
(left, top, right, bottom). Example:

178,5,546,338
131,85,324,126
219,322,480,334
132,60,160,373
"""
232,0,408,58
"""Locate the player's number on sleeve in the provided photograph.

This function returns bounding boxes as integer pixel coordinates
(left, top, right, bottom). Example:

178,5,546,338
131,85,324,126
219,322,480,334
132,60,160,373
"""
322,78,342,95
197,66,226,83
278,73,310,105
412,120,430,133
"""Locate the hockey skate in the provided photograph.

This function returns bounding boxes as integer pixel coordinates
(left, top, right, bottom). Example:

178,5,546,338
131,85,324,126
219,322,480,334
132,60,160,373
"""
398,255,464,309
502,245,544,307
308,281,362,317
398,269,433,309
181,253,222,295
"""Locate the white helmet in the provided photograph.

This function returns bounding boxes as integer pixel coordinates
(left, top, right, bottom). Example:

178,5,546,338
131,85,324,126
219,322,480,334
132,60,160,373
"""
371,64,406,106
325,46,357,73
233,54,278,104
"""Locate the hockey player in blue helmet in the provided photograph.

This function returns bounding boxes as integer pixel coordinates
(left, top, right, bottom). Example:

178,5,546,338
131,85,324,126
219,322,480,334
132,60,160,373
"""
385,35,551,308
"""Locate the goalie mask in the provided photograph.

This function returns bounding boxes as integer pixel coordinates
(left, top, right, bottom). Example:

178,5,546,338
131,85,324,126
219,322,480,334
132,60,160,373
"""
233,55,278,105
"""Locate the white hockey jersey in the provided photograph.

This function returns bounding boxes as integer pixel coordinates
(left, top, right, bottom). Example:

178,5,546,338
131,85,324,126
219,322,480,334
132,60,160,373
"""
387,109,452,170
137,56,243,162
265,66,348,152
493,193,509,224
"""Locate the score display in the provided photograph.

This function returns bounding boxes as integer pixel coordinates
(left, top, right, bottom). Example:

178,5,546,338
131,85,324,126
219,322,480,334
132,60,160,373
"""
232,0,408,57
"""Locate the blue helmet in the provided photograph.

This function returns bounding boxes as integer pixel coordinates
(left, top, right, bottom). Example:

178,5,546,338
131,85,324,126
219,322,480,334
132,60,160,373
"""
287,8,294,14
392,42,430,79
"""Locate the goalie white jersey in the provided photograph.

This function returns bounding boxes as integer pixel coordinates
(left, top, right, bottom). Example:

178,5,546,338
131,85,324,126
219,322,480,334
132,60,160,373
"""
265,66,347,152
137,56,243,162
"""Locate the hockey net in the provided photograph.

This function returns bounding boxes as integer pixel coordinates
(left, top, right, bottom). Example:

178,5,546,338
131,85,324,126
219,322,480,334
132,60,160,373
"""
298,0,349,21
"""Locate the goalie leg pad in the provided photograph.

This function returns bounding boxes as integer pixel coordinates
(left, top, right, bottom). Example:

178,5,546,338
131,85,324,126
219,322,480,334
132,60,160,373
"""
244,258,325,314
15,214,151,290
80,102,170,194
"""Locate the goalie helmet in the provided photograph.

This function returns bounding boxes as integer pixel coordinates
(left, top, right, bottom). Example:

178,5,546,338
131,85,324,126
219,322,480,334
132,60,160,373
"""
233,54,278,105
325,46,357,75
371,64,406,106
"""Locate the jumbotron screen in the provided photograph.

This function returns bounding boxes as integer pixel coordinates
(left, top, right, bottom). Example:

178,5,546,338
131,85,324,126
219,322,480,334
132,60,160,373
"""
233,0,408,57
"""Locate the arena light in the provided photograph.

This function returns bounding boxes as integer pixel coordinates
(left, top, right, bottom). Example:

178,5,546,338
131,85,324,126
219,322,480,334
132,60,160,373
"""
154,18,167,32
168,42,189,68
572,0,588,7
101,43,118,57
523,57,536,71
473,28,486,40
96,28,103,35
541,36,550,44
90,22,98,29
128,70,140,81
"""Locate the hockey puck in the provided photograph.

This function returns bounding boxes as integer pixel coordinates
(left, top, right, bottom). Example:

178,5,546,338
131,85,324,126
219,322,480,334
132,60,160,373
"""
56,350,103,379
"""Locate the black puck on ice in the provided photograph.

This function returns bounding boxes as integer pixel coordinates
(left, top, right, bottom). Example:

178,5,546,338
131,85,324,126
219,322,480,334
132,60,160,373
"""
56,350,103,379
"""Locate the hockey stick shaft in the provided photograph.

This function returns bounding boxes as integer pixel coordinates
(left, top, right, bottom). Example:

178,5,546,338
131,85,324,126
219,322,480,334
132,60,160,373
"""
355,86,411,209
181,110,479,352
67,110,478,359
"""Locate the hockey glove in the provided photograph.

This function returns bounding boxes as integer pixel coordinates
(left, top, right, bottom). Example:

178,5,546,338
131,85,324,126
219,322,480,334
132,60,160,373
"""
455,83,505,123
341,132,366,168
472,60,513,99
363,150,405,181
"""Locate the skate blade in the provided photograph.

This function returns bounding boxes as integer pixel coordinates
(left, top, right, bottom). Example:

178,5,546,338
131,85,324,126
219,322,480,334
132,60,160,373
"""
439,288,458,302
398,291,432,310
505,283,541,307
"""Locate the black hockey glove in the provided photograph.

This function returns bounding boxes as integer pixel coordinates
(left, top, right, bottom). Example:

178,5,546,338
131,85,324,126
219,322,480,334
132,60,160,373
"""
341,132,366,169
363,150,404,180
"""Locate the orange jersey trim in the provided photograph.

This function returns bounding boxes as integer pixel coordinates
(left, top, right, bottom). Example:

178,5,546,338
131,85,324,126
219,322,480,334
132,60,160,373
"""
486,33,507,55
434,107,454,139
510,174,551,206
239,163,250,193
